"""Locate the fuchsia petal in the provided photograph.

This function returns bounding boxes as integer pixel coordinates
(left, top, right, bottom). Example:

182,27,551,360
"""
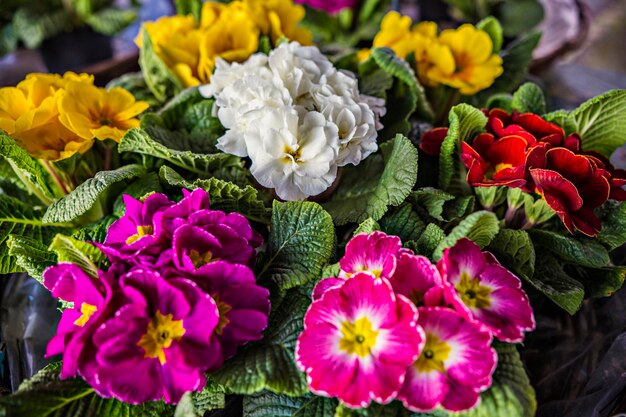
441,382,482,412
399,369,449,411
312,277,345,300
339,232,401,279
389,253,444,307
439,238,486,285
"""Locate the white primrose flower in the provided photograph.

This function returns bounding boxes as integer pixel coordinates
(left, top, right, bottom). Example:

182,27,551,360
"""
320,95,378,166
359,94,387,131
198,54,271,98
245,107,340,201
215,75,292,157
268,41,334,99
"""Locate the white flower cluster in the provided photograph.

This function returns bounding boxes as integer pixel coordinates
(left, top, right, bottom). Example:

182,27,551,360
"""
199,41,385,201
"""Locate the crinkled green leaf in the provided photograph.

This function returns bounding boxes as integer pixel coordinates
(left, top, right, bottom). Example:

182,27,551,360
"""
488,229,535,280
532,252,584,314
43,165,146,224
159,166,271,224
439,104,487,190
324,135,418,225
212,289,310,395
72,216,117,244
120,128,239,177
433,211,499,261
354,218,381,236
411,223,446,259
0,364,174,417
573,265,626,299
244,392,337,417
139,28,184,102
113,172,163,217
12,8,71,49
49,234,107,279
260,201,335,293
567,89,626,158
0,195,65,274
6,235,57,281
529,229,610,269
476,16,503,53
598,201,626,250
0,133,61,204
485,93,513,112
358,68,394,99
174,380,226,417
511,82,546,114
379,203,425,243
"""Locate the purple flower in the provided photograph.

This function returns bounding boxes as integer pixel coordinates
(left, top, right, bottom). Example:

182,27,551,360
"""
295,0,357,14
168,261,271,369
43,263,114,380
92,268,220,404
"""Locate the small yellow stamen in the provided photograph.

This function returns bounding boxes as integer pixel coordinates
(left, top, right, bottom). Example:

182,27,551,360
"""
137,311,186,365
456,272,492,309
189,249,219,268
74,302,98,327
415,333,451,373
213,295,232,335
339,317,379,358
281,145,302,163
126,225,154,244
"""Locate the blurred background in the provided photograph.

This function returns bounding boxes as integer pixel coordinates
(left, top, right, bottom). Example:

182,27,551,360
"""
0,0,625,416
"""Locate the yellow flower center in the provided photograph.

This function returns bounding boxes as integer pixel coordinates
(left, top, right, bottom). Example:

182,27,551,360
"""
456,272,492,309
282,145,302,163
98,117,113,126
74,302,98,327
346,264,383,279
339,317,379,358
189,249,219,268
126,225,154,244
415,333,451,373
137,311,186,365
213,294,232,335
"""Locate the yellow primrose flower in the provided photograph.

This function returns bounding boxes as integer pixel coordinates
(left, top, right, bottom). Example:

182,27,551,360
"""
197,9,260,82
58,81,149,143
426,24,503,95
242,0,312,45
200,2,226,28
358,11,416,62
0,73,96,160
135,15,197,51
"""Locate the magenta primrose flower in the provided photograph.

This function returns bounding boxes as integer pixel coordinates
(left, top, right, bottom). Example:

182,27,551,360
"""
43,263,114,380
397,307,496,412
388,252,445,307
296,274,424,408
295,0,357,14
438,238,535,342
92,268,220,404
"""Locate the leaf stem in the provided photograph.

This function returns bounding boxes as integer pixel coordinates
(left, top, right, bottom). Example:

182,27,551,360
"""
41,160,69,196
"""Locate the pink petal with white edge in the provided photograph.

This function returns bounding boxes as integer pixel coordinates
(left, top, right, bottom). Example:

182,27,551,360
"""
475,286,536,343
441,382,482,412
399,368,449,412
390,253,444,307
339,232,401,279
312,277,345,301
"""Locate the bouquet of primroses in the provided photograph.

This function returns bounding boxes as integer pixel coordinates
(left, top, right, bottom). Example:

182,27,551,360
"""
0,1,625,416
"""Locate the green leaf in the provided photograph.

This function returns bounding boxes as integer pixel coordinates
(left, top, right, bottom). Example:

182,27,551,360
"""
476,16,503,53
12,8,71,49
244,392,337,417
175,0,202,21
433,211,499,261
485,93,513,112
498,0,544,37
86,8,136,36
409,188,454,221
529,229,610,268
476,31,541,100
0,195,65,274
212,289,310,396
567,90,626,157
260,201,335,293
49,234,107,279
511,82,546,114
531,252,584,314
439,104,487,190
120,128,240,177
598,201,626,250
379,203,425,242
488,229,535,279
543,109,570,126
113,172,163,217
43,165,146,224
139,28,184,102
452,342,536,417
0,364,174,417
354,218,381,236
6,235,57,281
323,135,418,225
159,166,271,224
174,380,226,417
574,265,626,299
358,68,394,99
412,223,446,259
72,216,117,244
0,133,61,204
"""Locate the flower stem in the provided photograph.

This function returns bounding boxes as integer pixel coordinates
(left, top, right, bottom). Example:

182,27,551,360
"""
42,160,69,196
504,205,517,227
